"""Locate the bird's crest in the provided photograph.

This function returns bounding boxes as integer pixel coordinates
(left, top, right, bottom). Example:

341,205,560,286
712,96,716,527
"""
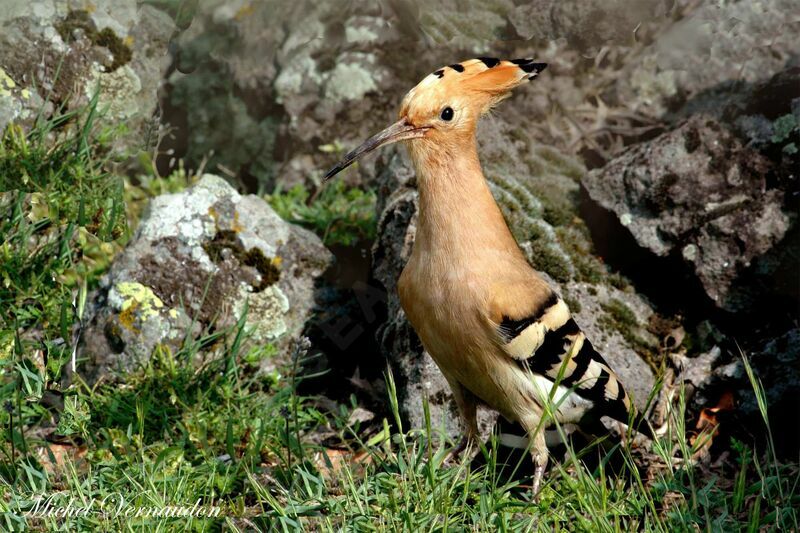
323,56,547,180
401,57,547,118
428,57,546,92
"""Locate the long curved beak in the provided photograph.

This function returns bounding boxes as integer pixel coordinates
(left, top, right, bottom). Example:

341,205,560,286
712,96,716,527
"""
323,118,428,181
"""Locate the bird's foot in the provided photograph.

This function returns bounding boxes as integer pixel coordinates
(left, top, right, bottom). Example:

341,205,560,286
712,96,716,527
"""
530,461,546,500
529,450,549,501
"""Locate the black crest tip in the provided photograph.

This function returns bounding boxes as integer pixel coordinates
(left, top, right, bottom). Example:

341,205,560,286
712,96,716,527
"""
519,61,548,74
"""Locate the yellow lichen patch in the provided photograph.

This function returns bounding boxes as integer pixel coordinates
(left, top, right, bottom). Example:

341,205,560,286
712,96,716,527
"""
119,300,141,333
240,285,290,341
0,336,14,361
123,35,135,47
115,281,164,320
20,89,31,100
232,210,244,233
0,69,16,89
0,68,16,97
235,3,255,20
208,205,219,224
169,309,178,319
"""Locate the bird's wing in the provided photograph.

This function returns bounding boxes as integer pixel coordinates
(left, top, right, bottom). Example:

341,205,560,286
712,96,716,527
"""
489,283,634,424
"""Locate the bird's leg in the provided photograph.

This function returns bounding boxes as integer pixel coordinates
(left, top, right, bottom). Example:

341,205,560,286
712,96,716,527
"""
529,430,549,497
519,413,550,499
446,379,479,462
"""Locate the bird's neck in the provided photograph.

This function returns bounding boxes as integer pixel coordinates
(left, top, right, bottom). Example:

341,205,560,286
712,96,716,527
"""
409,138,520,261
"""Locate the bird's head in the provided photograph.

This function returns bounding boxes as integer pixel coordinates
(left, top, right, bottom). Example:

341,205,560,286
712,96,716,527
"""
323,57,546,180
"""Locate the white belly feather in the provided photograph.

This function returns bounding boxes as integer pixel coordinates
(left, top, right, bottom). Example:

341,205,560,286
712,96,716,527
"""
528,373,594,423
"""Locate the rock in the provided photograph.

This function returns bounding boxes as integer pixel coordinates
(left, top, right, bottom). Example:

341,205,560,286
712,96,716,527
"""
372,118,661,439
0,0,176,153
164,0,458,190
675,330,800,456
509,0,666,53
168,0,640,191
735,330,800,432
150,0,792,192
615,0,800,116
79,174,333,382
403,0,514,49
165,0,293,189
672,346,723,410
583,116,791,311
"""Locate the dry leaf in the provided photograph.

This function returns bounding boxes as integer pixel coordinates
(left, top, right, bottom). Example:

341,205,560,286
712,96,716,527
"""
36,443,87,475
313,448,371,480
690,390,735,455
347,407,375,427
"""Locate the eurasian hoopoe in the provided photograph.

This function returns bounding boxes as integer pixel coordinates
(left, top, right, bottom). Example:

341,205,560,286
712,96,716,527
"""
324,57,650,494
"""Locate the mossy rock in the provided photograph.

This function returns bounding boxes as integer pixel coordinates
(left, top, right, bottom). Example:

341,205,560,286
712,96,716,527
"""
478,118,611,286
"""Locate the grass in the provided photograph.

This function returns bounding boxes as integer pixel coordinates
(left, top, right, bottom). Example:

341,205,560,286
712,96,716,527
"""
1,98,797,532
1,319,797,530
266,181,377,247
1,95,127,392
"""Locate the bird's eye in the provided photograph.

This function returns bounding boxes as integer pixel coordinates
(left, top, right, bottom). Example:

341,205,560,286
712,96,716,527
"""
440,107,454,121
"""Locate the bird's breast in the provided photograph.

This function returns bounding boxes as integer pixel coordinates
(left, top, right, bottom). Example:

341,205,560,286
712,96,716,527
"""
399,257,483,333
398,254,587,423
398,256,496,384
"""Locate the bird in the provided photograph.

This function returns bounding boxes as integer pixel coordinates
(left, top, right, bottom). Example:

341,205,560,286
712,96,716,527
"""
323,57,651,495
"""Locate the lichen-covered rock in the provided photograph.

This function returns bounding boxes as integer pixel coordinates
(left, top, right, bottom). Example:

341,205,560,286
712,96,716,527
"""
409,0,514,49
583,116,791,311
79,174,333,382
0,0,176,153
372,118,661,438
